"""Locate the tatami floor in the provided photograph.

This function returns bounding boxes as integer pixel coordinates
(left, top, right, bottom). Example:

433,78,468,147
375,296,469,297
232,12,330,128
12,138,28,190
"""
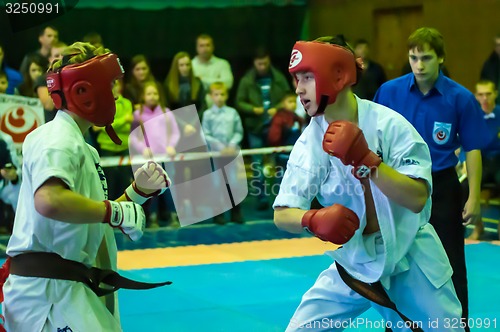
117,238,500,332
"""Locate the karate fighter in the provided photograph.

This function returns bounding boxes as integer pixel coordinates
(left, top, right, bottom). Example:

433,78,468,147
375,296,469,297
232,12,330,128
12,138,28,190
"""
2,42,170,331
273,35,464,331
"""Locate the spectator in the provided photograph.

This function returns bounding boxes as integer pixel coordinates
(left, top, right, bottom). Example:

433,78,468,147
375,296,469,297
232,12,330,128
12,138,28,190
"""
17,53,46,97
192,34,233,106
463,80,500,240
164,51,205,113
0,70,8,94
202,82,244,224
19,25,58,72
267,92,304,186
33,41,66,123
267,92,304,147
129,81,180,227
92,79,134,201
480,34,500,103
83,32,104,48
123,54,165,109
374,27,491,330
0,43,22,95
0,132,21,208
0,133,21,234
352,39,387,100
236,47,290,210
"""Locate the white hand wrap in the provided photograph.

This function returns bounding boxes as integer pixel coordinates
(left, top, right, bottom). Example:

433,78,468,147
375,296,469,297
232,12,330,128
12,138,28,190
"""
103,200,146,241
125,161,171,205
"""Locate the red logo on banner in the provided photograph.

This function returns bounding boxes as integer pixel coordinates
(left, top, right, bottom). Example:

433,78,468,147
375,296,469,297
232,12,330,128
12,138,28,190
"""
0,106,41,145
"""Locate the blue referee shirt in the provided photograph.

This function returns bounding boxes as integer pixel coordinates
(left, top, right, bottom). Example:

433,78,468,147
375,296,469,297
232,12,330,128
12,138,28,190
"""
483,105,500,158
374,72,491,172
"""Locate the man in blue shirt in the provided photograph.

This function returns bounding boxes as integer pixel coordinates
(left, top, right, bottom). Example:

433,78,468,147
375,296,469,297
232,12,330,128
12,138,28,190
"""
374,27,490,331
0,43,22,95
466,80,500,240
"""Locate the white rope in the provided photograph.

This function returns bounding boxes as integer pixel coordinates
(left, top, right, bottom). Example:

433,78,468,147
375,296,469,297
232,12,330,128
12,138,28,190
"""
99,145,293,168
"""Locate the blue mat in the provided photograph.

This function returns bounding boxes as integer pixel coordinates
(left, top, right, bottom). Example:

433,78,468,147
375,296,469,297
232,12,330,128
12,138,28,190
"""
118,243,500,332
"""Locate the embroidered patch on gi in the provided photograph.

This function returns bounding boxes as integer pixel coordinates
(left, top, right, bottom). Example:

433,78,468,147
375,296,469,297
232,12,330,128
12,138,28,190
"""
432,122,451,145
57,327,73,332
95,163,108,199
401,158,420,166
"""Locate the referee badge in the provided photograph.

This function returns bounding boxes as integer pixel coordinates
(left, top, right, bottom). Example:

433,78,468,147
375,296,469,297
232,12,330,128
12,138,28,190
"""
432,122,451,145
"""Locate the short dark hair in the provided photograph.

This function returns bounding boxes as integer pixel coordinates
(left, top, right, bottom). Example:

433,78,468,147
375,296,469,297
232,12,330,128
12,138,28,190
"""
39,25,58,37
197,34,213,42
476,79,497,91
354,38,369,48
408,27,445,59
254,46,270,60
83,32,103,47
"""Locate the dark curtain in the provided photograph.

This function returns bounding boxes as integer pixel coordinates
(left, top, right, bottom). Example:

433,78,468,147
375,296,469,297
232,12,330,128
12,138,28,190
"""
1,5,307,90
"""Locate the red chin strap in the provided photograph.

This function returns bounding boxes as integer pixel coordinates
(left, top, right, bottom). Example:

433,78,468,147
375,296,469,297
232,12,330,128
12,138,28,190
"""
105,125,122,145
313,95,329,117
289,41,358,114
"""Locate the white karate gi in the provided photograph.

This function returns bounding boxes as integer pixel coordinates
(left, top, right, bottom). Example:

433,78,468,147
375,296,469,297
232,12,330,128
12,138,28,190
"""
274,96,463,331
3,112,121,332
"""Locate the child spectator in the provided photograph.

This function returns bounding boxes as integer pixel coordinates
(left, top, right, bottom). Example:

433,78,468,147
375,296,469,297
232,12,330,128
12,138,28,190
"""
202,82,244,224
267,92,304,181
0,132,22,234
0,43,22,95
33,41,66,123
0,70,8,94
124,55,165,110
130,81,180,227
267,92,304,147
92,79,134,200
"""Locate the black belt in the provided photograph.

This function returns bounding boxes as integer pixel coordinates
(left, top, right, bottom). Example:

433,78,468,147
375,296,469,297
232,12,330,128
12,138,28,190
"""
336,262,423,332
10,252,171,297
431,166,457,178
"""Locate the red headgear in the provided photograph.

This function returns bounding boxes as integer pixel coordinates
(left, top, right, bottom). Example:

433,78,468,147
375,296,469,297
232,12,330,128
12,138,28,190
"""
47,53,124,143
289,41,358,115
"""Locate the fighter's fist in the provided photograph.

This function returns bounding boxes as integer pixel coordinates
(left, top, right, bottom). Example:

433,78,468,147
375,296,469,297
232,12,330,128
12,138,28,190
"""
301,204,360,245
322,121,381,179
103,200,146,241
125,161,171,205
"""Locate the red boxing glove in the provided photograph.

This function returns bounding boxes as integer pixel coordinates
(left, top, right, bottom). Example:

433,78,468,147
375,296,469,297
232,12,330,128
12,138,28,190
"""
301,204,360,244
323,120,381,179
0,257,10,303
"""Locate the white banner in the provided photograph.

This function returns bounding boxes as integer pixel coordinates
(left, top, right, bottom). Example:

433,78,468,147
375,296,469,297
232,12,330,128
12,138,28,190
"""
0,93,44,150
